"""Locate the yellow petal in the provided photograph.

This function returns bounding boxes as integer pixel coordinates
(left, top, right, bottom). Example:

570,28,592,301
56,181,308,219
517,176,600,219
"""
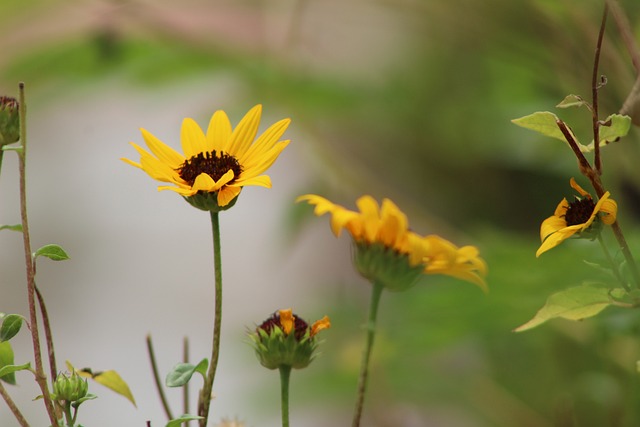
217,185,241,207
540,215,567,242
552,198,569,217
356,195,381,244
240,141,291,177
158,185,197,196
206,110,232,152
310,315,331,337
536,224,582,257
239,118,291,165
278,308,294,335
599,197,617,225
569,177,590,197
121,157,142,169
191,173,217,192
180,118,207,158
234,175,272,188
227,105,262,157
140,128,184,168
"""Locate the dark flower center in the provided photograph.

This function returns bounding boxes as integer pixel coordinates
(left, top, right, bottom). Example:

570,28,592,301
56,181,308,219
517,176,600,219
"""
178,150,242,187
564,197,596,226
258,311,309,341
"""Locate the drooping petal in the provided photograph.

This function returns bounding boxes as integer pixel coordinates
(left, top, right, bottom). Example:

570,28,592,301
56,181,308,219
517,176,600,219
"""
310,316,331,337
227,105,262,157
158,185,197,196
206,110,232,152
536,224,582,257
540,215,567,242
180,118,208,158
217,185,242,207
569,177,590,197
599,198,617,225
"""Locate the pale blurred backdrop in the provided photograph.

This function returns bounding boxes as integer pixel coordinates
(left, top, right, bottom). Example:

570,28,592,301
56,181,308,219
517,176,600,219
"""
2,1,640,426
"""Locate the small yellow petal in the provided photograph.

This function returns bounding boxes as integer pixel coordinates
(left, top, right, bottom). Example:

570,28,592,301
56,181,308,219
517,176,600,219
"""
278,309,294,335
310,316,331,337
569,177,590,197
217,185,241,207
192,173,217,192
206,110,232,152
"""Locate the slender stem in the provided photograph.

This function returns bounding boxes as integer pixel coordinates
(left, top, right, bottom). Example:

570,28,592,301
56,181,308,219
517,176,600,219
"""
597,234,629,291
592,3,608,174
183,336,190,426
0,149,4,183
279,365,292,427
35,286,58,381
555,120,592,175
0,381,29,426
16,82,59,426
62,403,73,427
352,281,384,427
198,211,223,427
146,334,174,420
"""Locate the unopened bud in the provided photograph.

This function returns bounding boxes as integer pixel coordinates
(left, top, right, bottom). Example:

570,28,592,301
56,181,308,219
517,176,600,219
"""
53,371,88,403
0,96,19,146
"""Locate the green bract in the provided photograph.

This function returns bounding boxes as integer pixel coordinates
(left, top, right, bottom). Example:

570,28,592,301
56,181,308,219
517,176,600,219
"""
353,242,424,292
251,326,318,370
53,372,89,403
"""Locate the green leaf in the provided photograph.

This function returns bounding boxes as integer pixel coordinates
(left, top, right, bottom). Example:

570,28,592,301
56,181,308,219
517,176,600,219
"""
33,244,69,261
166,415,204,427
511,111,570,142
0,341,16,384
0,314,24,342
556,94,588,109
514,283,624,332
583,114,632,151
71,393,98,409
166,358,208,388
0,224,22,232
0,362,31,381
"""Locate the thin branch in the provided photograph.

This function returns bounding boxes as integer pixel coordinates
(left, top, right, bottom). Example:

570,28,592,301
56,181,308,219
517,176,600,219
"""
0,381,29,426
591,3,608,174
34,286,58,380
182,336,190,426
146,334,174,420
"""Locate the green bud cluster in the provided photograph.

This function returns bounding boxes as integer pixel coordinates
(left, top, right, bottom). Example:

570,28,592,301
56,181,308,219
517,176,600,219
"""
52,371,89,403
353,241,424,292
0,96,20,146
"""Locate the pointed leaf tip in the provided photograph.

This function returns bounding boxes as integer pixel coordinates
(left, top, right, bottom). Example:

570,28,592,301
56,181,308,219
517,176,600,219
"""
34,244,69,261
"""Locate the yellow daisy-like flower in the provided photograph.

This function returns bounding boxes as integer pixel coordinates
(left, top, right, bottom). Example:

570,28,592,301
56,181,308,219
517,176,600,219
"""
536,178,617,257
122,105,291,211
297,194,487,291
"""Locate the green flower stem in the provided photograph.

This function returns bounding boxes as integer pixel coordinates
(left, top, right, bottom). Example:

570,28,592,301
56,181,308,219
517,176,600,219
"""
198,211,224,427
597,234,629,292
62,402,74,427
0,381,29,427
16,82,59,426
352,281,384,427
146,334,174,420
183,336,190,423
279,365,292,427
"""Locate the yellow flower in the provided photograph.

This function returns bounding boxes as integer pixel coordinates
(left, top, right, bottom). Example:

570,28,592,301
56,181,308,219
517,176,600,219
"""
122,105,290,211
297,194,487,291
537,178,617,257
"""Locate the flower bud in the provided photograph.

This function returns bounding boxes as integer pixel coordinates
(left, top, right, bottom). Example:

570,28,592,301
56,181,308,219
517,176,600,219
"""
250,309,330,370
0,96,20,146
53,371,89,403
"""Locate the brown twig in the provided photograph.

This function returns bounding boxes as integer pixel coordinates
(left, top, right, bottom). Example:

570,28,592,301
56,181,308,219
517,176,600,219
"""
34,286,58,381
17,82,58,426
0,381,29,426
146,334,174,421
591,3,608,174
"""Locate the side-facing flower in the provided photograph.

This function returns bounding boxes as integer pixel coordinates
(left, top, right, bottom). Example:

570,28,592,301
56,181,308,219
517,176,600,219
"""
250,308,330,370
0,96,20,146
537,178,617,257
297,194,487,291
122,105,291,212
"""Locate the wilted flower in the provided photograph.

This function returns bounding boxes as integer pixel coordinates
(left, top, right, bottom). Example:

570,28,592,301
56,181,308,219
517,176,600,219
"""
250,308,330,370
537,178,617,257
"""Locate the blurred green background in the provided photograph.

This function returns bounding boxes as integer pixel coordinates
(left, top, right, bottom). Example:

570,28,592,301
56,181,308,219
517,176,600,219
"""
2,0,640,426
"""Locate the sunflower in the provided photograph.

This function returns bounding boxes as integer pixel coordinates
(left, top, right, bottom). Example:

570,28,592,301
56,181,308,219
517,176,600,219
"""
297,194,487,291
536,178,617,257
122,105,290,211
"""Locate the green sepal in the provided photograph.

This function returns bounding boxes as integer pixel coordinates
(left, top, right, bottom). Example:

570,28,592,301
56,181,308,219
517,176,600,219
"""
250,326,318,370
166,415,204,427
34,244,70,261
165,358,208,387
514,283,626,332
0,224,22,233
182,191,239,212
0,341,17,384
0,314,25,342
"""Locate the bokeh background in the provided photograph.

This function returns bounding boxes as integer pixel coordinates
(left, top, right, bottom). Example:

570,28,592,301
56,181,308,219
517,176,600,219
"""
2,0,640,426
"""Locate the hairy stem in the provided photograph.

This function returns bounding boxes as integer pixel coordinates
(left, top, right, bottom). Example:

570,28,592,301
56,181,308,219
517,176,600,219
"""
592,3,608,174
183,336,190,426
0,381,29,426
146,334,174,420
198,211,223,427
17,82,58,426
352,281,384,427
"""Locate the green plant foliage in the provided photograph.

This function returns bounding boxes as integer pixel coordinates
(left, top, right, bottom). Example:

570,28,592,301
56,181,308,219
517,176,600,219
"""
165,414,204,427
0,314,24,342
514,283,626,332
0,341,17,385
0,362,30,384
0,224,22,232
511,111,579,145
165,358,208,388
33,244,69,261
556,94,588,109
